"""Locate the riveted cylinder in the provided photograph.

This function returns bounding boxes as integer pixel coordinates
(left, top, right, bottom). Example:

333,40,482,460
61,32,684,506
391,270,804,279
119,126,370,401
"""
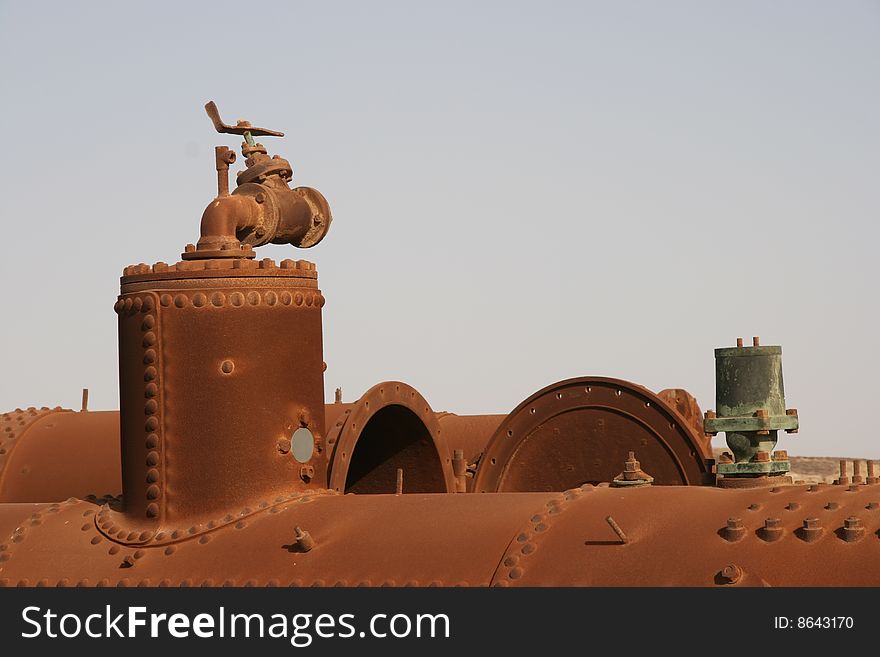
116,260,326,527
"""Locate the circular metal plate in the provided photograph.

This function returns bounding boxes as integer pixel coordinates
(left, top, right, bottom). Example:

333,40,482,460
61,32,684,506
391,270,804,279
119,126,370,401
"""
291,427,315,463
473,377,713,492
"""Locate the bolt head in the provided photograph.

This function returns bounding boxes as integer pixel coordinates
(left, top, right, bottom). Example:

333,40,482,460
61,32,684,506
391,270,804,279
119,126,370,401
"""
844,517,862,529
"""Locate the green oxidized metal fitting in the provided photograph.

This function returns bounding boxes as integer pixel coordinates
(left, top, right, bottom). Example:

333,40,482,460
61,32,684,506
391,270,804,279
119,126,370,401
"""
706,339,799,468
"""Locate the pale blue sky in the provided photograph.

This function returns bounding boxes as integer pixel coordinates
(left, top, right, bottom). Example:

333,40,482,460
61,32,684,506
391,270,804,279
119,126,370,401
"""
1,1,878,457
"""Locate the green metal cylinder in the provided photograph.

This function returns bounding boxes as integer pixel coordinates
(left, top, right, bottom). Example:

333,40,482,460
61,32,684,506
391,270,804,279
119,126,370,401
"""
715,345,786,419
704,340,798,476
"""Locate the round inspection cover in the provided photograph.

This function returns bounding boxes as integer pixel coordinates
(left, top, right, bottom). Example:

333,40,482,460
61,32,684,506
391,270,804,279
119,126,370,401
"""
473,377,712,492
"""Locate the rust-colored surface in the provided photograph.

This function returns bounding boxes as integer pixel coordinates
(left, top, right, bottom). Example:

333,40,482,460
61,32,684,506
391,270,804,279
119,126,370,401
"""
0,382,711,502
435,412,505,466
473,377,713,492
1,482,878,587
116,260,327,531
657,387,707,440
2,101,874,588
0,409,120,503
325,382,455,494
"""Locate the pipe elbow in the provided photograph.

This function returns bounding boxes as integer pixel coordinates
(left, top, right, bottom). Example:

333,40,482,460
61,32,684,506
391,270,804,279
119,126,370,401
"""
197,194,260,251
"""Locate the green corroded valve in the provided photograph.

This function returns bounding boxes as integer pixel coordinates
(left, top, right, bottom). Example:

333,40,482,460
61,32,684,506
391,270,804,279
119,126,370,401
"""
704,337,799,479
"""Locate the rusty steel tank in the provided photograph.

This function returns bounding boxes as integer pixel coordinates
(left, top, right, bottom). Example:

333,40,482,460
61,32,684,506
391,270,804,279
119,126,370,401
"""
0,378,713,502
0,102,878,587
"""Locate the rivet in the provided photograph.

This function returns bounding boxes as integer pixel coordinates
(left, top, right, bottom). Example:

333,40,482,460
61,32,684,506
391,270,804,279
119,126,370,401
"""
145,417,159,432
825,502,839,511
146,503,159,518
199,535,211,544
146,485,160,500
294,292,304,306
842,517,865,542
143,296,155,311
786,502,800,511
235,521,246,529
192,293,207,308
797,517,824,543
508,567,524,580
124,298,133,311
171,530,181,539
164,546,176,556
108,545,120,555
220,360,235,374
144,383,158,398
247,291,260,305
144,400,158,415
138,531,152,541
142,332,156,347
146,451,160,466
211,292,225,307
143,351,157,365
720,563,742,584
306,293,314,306
281,292,292,305
132,297,143,312
173,294,187,308
722,518,746,542
265,291,278,306
146,468,160,482
142,315,155,330
758,517,784,542
230,292,244,307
